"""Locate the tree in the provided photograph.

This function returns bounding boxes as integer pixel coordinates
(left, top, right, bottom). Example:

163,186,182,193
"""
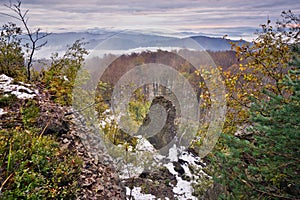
0,0,50,81
211,43,300,200
210,11,300,199
249,44,300,198
42,40,89,106
0,22,25,78
221,10,299,134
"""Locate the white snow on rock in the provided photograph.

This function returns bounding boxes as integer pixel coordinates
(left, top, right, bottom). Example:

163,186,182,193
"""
0,74,13,84
0,108,8,116
168,144,179,162
173,177,197,200
97,107,207,200
120,163,144,179
126,186,156,200
0,74,38,99
162,145,206,200
164,162,178,175
135,136,157,152
117,136,158,179
179,150,204,166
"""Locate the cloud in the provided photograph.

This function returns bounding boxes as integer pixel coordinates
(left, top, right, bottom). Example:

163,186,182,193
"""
0,0,299,40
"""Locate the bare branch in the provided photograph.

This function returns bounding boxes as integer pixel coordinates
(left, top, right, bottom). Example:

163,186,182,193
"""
22,9,28,18
36,41,47,49
1,0,50,81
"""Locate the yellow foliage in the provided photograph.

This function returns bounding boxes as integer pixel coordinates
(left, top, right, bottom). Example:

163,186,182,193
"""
220,23,295,134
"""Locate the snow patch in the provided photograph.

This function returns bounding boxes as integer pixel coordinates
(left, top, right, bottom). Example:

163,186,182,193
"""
168,144,178,162
135,136,156,152
0,108,7,116
0,74,38,99
120,163,144,179
179,151,202,166
164,161,197,200
164,162,177,175
97,108,207,200
163,145,205,199
0,74,13,84
173,177,197,200
181,164,192,177
126,187,156,200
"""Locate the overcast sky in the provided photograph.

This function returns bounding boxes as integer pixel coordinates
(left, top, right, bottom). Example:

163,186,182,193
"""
0,0,299,40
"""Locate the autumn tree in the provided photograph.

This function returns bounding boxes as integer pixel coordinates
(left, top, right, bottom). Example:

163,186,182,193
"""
222,11,299,134
212,41,300,200
210,11,300,199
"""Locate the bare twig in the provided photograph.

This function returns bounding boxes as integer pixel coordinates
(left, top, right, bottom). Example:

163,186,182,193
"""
0,172,14,194
1,0,51,81
38,120,50,139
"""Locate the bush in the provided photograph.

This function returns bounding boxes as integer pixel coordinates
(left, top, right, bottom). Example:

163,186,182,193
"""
0,94,18,108
42,40,89,106
0,96,82,199
0,128,81,199
0,23,26,80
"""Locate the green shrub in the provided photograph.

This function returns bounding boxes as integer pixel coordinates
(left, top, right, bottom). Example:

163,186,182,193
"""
42,40,89,106
0,128,81,199
0,23,26,80
20,99,40,128
0,93,82,199
0,94,18,108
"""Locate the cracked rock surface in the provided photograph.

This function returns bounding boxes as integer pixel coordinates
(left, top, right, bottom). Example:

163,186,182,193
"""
62,111,126,199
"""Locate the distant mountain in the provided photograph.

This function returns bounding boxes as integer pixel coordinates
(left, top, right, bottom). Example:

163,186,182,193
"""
32,30,247,58
189,36,245,51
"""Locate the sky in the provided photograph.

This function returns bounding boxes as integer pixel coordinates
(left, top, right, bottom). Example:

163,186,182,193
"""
0,0,299,40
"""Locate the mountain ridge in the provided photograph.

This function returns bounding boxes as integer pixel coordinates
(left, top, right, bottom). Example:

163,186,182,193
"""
30,31,247,58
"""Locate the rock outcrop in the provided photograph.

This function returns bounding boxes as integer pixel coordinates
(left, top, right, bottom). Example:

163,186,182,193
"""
0,74,125,199
138,96,177,150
